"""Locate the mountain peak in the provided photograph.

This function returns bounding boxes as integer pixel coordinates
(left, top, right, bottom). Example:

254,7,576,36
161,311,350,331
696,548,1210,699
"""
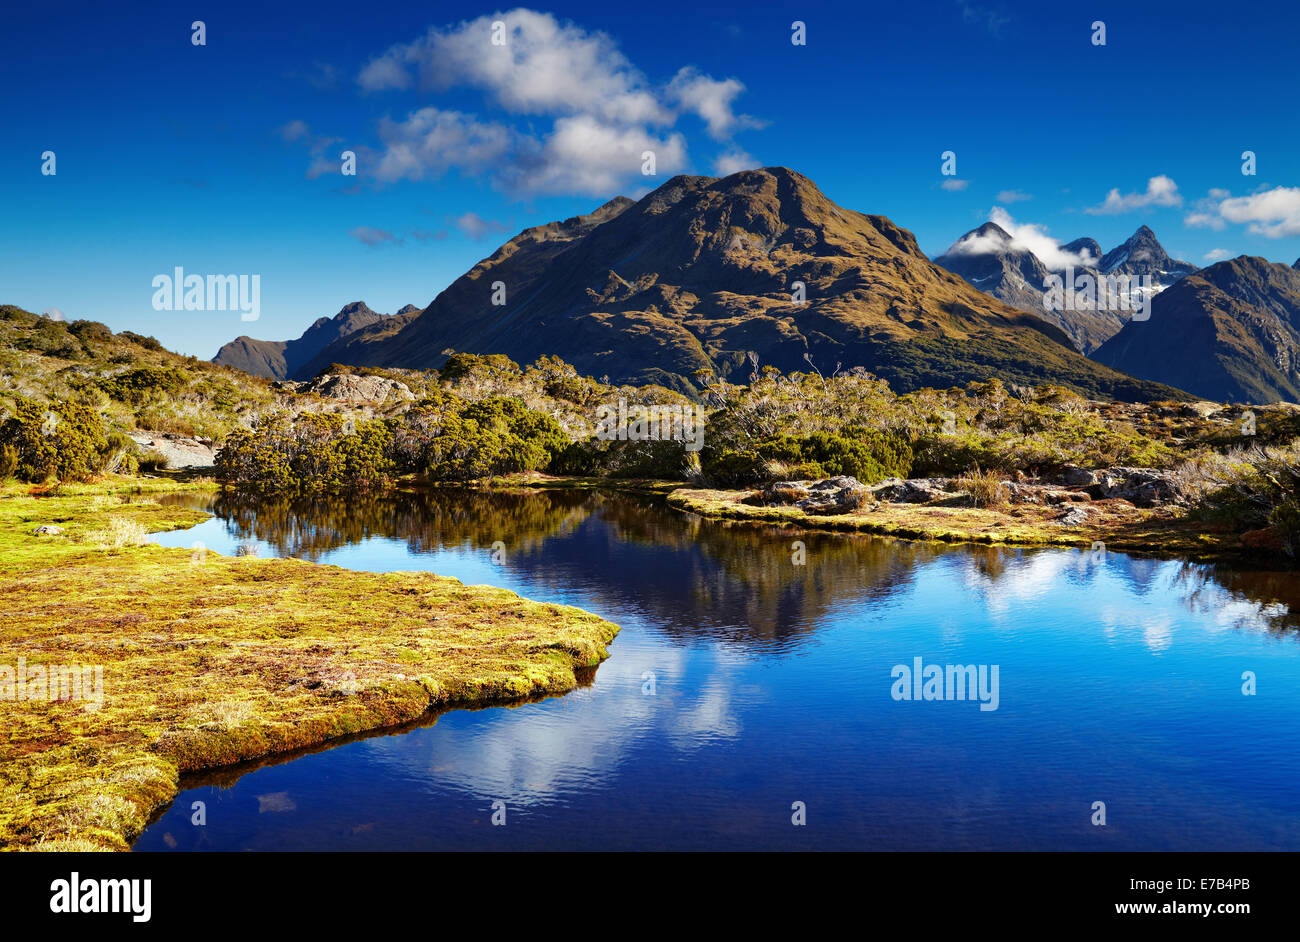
295,167,1176,402
972,221,1013,240
334,301,376,319
1099,225,1192,277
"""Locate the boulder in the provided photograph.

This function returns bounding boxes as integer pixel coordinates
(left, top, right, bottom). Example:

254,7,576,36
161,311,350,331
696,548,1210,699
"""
792,476,871,515
1055,506,1091,527
1090,467,1183,507
746,481,811,506
306,373,415,405
1060,466,1096,487
32,525,64,535
129,434,216,469
869,477,949,503
1181,401,1224,419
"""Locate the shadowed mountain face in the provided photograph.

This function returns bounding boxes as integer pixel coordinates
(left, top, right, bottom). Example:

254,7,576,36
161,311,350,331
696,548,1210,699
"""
1093,256,1300,404
305,168,1180,401
934,223,1196,354
214,301,415,379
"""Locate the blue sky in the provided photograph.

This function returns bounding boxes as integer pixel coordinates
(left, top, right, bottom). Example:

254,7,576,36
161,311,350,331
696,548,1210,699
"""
2,0,1298,358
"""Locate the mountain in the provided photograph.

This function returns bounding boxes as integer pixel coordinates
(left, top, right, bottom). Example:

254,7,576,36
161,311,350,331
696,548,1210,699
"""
1099,225,1195,281
934,223,1196,354
213,301,413,379
1061,237,1102,262
931,223,1122,353
305,168,1184,401
1093,256,1300,404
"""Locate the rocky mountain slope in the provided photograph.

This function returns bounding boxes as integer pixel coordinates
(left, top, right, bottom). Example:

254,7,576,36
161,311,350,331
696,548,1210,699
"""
1093,256,1300,404
304,168,1181,401
935,223,1196,353
213,302,416,379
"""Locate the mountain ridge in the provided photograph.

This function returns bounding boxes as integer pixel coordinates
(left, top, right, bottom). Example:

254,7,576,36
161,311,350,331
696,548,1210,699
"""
934,222,1196,353
1093,255,1300,404
213,301,415,380
297,167,1183,401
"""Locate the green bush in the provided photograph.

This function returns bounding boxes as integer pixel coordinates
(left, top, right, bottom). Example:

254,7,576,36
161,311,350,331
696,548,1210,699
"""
0,443,17,479
215,413,395,495
703,428,912,486
0,397,109,482
99,367,188,406
117,331,164,351
68,320,114,344
425,397,567,480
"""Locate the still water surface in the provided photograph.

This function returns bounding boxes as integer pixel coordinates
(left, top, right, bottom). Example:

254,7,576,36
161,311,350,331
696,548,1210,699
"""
136,488,1300,850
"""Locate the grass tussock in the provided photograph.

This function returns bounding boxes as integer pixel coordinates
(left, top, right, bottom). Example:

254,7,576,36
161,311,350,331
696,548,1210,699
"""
952,468,1007,509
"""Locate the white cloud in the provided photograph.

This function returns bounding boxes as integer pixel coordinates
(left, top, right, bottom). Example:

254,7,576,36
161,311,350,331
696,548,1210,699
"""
514,115,688,196
359,9,669,124
1203,248,1231,262
940,178,969,192
342,10,759,198
279,119,344,179
996,189,1031,203
453,212,507,240
278,119,310,143
667,67,763,140
713,147,757,176
1085,175,1182,215
1184,210,1226,231
1184,185,1300,238
371,108,514,184
1218,186,1300,238
349,226,400,246
943,207,1098,270
957,1,1010,35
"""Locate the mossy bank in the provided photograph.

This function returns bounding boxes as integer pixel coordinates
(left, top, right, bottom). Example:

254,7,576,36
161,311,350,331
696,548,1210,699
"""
665,487,1251,562
0,479,619,851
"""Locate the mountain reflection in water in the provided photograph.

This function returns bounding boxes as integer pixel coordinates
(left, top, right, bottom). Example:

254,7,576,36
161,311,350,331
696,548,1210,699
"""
138,488,1300,850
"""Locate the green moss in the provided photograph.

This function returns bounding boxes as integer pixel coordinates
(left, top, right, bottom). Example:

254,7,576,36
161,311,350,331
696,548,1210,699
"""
665,487,1257,562
0,480,619,851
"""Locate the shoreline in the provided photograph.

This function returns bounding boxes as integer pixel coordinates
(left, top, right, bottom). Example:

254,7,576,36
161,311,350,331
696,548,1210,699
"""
474,473,1265,565
0,477,619,851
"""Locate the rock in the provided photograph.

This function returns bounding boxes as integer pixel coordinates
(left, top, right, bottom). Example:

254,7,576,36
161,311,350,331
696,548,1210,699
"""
793,476,871,515
1181,401,1224,419
746,481,810,506
32,525,64,535
1091,467,1183,507
306,373,414,405
1056,507,1091,527
1060,466,1096,487
869,477,949,503
129,433,216,469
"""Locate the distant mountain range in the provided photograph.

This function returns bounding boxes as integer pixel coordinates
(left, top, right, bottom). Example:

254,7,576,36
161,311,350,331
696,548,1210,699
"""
211,302,418,379
934,224,1197,353
275,168,1180,402
1094,256,1300,404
